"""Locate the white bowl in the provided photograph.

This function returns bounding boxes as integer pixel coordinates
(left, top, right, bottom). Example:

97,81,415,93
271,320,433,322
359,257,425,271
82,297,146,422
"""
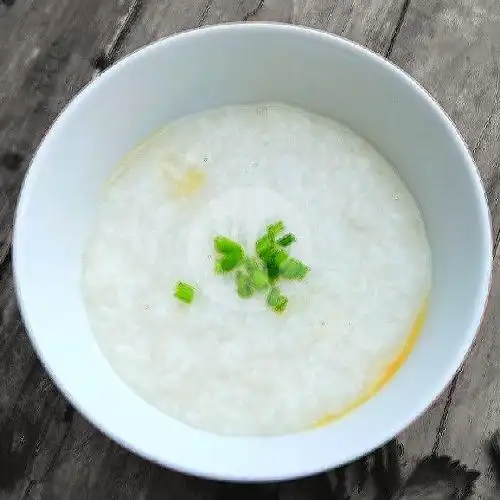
13,23,492,481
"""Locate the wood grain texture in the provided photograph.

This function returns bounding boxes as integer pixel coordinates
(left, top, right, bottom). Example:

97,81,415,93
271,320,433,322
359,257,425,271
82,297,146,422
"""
0,0,499,498
118,0,410,57
0,0,144,262
395,456,480,500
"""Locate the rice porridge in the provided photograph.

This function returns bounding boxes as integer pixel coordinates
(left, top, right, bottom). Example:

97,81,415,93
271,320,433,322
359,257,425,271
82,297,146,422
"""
83,103,431,436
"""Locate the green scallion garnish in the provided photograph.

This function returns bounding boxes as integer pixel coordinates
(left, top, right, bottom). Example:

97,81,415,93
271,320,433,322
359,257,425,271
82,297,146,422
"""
236,270,253,298
280,257,310,280
243,257,269,290
267,286,288,313
211,221,308,313
256,234,275,260
265,262,278,282
264,248,288,281
256,238,287,265
174,281,196,304
214,235,244,273
273,249,288,266
274,296,288,313
277,233,296,247
214,236,243,256
267,220,285,239
215,252,244,273
250,268,270,290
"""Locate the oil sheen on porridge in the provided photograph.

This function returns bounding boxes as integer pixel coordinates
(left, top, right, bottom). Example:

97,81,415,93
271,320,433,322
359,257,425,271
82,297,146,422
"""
83,103,431,436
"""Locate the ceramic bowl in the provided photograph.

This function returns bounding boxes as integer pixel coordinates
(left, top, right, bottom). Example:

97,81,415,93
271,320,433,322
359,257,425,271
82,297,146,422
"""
13,23,492,481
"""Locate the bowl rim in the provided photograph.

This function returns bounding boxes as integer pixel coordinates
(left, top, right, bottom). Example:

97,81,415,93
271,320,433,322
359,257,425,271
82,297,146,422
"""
13,22,493,481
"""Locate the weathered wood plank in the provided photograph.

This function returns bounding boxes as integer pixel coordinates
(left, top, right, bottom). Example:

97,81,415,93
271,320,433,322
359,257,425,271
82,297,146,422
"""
0,0,143,260
118,0,410,57
395,456,480,499
20,412,220,499
116,0,269,56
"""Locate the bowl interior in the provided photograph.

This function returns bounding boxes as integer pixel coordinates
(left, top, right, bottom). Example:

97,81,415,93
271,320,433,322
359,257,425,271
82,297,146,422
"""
14,24,492,480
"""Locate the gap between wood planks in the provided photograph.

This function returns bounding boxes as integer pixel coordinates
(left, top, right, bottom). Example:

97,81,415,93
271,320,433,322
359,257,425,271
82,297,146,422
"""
385,0,411,58
90,0,143,74
89,0,266,73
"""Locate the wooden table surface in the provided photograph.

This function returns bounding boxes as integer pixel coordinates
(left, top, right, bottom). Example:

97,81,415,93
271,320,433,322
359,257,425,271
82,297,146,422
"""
1,0,499,498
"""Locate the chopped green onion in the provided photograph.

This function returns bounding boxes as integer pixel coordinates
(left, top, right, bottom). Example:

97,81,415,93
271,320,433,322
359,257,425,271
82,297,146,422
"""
250,268,269,290
267,286,288,313
259,246,286,282
243,258,269,290
214,235,244,272
280,257,310,280
267,287,279,306
277,233,296,247
267,220,285,239
274,296,288,313
257,236,287,264
236,270,253,298
212,222,308,313
266,248,288,279
174,281,196,304
266,261,280,282
256,234,275,260
214,235,244,256
274,249,288,266
215,252,243,273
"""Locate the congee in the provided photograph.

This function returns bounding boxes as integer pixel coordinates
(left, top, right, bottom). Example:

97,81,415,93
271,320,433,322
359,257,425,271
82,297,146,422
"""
83,103,431,436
